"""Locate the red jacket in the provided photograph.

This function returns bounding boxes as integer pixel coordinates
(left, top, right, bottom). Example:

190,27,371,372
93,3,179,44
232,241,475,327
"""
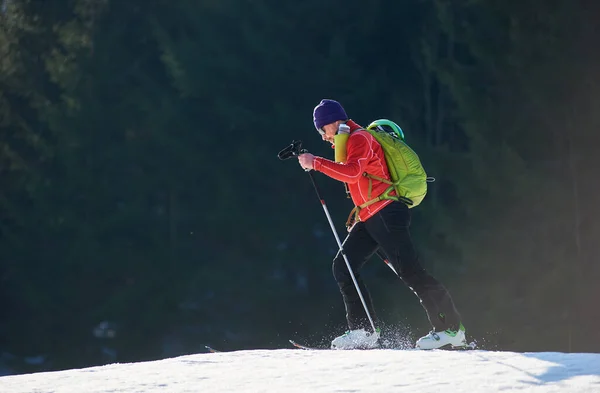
313,120,394,222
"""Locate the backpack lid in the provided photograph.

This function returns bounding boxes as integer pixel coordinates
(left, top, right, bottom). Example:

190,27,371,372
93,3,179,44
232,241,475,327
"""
366,119,405,140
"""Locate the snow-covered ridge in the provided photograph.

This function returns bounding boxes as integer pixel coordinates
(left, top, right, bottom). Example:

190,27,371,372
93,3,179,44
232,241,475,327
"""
1,348,599,393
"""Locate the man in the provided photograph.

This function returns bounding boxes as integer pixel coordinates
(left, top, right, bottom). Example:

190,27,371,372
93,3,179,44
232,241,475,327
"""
297,99,466,350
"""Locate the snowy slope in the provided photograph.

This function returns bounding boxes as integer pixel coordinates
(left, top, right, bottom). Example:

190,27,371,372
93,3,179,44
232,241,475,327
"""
1,348,599,393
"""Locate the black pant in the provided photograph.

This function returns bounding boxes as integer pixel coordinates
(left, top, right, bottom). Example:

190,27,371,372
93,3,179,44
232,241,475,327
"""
332,201,461,332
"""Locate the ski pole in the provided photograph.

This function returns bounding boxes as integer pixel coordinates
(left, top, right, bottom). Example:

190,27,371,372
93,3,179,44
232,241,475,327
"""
305,169,378,334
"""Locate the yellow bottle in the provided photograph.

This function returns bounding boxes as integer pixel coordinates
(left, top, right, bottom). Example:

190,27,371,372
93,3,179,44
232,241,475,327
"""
334,124,350,163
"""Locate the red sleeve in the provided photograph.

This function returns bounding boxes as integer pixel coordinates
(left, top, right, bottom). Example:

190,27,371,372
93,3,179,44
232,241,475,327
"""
313,132,373,184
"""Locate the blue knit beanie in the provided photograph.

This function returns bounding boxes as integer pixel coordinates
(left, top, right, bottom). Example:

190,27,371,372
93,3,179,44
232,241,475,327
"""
313,99,348,130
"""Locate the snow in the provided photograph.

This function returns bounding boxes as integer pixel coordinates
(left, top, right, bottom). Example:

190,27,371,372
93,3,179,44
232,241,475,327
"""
1,347,599,393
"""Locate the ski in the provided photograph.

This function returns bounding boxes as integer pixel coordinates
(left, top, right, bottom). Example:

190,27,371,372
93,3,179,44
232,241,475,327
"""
289,340,328,350
413,341,477,351
205,345,221,353
452,342,477,351
207,339,476,353
289,339,392,350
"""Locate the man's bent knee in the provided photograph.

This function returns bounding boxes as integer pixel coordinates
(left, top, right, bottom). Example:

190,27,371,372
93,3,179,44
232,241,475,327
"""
332,256,351,284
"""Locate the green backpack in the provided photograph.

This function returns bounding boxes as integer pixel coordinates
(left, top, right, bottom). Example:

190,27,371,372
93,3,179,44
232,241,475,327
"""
359,119,429,210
